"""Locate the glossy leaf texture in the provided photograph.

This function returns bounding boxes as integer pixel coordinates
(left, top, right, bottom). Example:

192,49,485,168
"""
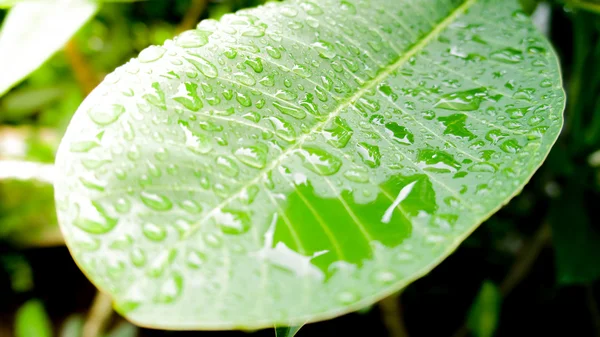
0,0,98,96
54,0,565,330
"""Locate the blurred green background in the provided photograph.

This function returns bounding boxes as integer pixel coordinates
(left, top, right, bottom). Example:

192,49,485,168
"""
1,0,600,336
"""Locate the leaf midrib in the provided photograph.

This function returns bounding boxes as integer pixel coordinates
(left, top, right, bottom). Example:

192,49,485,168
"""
181,0,478,239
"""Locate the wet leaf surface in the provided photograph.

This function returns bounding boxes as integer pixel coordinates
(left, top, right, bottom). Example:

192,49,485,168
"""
54,0,564,330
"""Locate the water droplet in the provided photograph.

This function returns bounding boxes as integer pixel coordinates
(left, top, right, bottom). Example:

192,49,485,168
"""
186,250,206,269
173,82,203,111
223,48,238,59
139,46,166,63
323,117,353,148
114,198,131,213
340,1,356,14
245,57,264,73
500,139,522,153
155,273,183,303
312,40,336,59
343,168,369,183
216,156,240,177
297,147,342,175
417,149,461,173
266,46,282,59
215,209,251,234
259,74,275,87
273,101,306,119
130,248,146,267
275,89,298,101
374,270,396,284
435,88,489,111
234,72,256,86
267,116,296,141
337,291,358,304
292,64,311,78
70,141,99,153
140,192,173,211
241,25,266,37
73,202,117,234
490,48,524,64
301,1,323,15
357,142,381,168
180,200,202,214
143,223,167,241
176,29,211,48
384,122,414,145
88,104,125,126
234,145,267,169
185,54,218,78
109,234,133,250
179,120,212,154
236,92,252,107
468,162,498,173
540,79,552,88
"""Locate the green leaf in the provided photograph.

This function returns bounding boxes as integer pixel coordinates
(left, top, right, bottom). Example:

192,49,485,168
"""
275,325,303,337
467,281,501,337
565,0,600,14
550,181,600,284
15,299,53,337
0,0,98,96
0,254,33,292
54,0,565,330
59,314,84,337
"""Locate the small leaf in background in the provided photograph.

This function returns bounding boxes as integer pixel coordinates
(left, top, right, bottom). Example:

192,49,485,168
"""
0,86,66,123
467,281,502,337
275,326,303,337
550,182,600,284
0,254,33,292
104,321,139,337
59,314,84,337
565,0,600,13
15,299,53,337
0,0,98,97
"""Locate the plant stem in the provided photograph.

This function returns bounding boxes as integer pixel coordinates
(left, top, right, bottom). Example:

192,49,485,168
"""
176,0,207,33
452,223,551,337
82,292,114,337
587,285,600,337
64,39,98,95
499,223,551,296
379,293,410,337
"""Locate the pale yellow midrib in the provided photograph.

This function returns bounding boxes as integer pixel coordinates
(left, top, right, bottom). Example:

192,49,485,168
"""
182,0,478,239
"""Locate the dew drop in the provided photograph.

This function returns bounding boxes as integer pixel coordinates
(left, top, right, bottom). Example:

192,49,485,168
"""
357,142,381,168
88,104,125,126
234,145,267,169
140,192,173,211
186,250,206,269
139,46,166,63
143,223,167,241
297,146,342,175
215,209,251,234
490,48,524,64
216,156,240,177
156,273,183,303
176,29,211,48
337,291,358,304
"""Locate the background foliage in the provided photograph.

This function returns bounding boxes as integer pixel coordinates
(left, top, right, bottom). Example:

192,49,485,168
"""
0,0,599,336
